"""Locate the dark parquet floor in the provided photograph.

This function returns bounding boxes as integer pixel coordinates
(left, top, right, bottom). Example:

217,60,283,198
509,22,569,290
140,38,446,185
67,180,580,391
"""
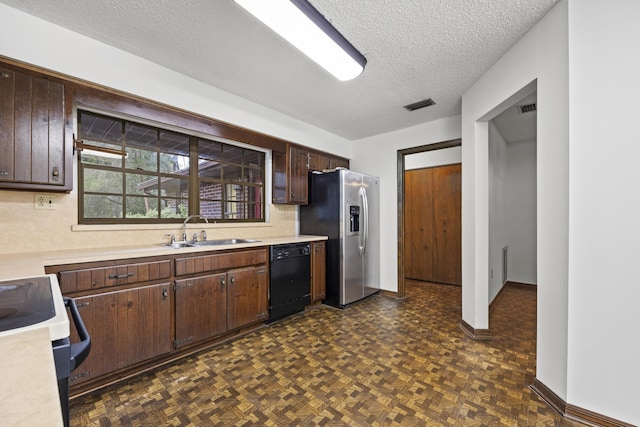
69,281,583,426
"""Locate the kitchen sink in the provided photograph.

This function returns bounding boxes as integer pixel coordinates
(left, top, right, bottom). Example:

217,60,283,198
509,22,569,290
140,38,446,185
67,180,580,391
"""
193,239,260,246
166,241,196,248
163,239,260,249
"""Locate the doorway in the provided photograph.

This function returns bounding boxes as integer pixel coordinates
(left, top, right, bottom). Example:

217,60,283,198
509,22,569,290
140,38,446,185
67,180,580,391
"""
488,92,537,310
397,139,461,298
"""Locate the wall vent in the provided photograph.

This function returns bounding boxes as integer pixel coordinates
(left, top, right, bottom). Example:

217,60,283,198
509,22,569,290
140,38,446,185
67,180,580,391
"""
404,98,436,111
519,103,537,114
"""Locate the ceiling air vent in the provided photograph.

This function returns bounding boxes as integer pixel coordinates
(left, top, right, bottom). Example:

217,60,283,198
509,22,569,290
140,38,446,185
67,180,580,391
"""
404,98,436,111
519,103,537,114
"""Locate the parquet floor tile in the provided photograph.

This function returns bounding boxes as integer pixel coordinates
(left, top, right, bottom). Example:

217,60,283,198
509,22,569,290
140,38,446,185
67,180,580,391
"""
69,281,583,426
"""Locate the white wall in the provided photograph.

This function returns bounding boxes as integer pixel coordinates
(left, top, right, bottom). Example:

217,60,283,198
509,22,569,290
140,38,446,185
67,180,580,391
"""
488,122,508,303
506,139,537,285
351,116,462,292
566,0,640,424
0,4,349,157
405,147,461,170
461,0,569,404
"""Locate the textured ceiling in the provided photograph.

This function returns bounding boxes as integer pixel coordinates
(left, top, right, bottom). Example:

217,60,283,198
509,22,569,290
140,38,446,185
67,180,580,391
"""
0,0,557,140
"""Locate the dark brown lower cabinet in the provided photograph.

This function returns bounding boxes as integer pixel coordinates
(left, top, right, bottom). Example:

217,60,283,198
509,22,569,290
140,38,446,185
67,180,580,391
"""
174,266,267,349
404,164,461,285
311,241,326,303
174,274,227,349
52,247,269,394
227,266,268,330
69,283,172,386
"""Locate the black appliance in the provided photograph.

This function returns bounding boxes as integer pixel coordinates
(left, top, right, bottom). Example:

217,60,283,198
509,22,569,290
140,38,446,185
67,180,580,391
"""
0,275,90,427
268,243,311,322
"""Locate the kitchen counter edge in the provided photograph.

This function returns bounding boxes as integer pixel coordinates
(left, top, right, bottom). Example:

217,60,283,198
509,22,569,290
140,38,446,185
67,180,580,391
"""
0,235,327,281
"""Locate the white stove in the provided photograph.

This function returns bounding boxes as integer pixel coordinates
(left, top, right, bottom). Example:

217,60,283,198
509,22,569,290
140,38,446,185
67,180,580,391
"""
0,273,89,427
0,274,69,341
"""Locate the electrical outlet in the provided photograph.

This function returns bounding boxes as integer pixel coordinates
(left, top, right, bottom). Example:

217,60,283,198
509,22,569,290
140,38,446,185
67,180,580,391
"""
34,193,56,210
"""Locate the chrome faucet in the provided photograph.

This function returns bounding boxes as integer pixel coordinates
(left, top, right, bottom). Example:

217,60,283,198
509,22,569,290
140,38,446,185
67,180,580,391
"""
181,214,209,242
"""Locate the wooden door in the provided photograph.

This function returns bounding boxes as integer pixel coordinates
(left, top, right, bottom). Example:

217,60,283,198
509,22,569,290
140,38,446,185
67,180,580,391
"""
68,284,172,385
289,146,309,203
174,273,227,348
0,65,67,188
311,241,327,302
68,292,118,386
308,152,330,172
227,266,268,330
431,165,462,284
404,164,461,285
404,169,434,280
119,283,172,367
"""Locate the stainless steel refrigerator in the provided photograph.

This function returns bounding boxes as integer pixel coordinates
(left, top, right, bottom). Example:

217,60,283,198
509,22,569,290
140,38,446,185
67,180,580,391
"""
300,169,380,307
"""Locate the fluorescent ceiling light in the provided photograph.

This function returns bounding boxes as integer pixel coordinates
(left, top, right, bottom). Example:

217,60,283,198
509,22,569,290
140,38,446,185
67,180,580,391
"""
234,0,367,81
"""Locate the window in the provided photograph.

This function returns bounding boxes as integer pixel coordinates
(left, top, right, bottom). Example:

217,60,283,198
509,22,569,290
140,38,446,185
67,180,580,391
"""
78,111,265,223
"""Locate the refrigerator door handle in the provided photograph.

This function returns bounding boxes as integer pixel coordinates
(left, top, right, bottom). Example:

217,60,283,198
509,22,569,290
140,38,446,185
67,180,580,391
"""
359,186,369,256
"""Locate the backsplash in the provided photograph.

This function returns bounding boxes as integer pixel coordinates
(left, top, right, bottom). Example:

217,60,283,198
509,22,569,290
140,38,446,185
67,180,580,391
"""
0,190,297,255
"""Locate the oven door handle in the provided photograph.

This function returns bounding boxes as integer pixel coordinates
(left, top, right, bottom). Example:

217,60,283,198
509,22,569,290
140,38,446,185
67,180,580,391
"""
64,297,91,372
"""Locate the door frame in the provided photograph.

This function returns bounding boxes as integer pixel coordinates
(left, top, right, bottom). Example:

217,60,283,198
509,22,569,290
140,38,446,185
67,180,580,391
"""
397,138,461,298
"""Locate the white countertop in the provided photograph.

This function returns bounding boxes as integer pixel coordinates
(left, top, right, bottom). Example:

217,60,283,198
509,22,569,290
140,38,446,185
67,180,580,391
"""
0,235,327,281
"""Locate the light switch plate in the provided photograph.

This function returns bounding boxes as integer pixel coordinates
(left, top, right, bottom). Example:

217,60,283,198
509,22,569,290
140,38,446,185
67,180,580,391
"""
34,193,56,210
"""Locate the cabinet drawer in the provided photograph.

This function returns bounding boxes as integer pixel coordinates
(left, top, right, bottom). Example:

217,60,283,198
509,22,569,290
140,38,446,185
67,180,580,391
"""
175,248,267,276
58,259,171,293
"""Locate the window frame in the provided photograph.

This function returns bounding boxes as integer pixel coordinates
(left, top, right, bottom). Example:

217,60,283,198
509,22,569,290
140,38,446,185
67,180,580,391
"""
77,110,267,224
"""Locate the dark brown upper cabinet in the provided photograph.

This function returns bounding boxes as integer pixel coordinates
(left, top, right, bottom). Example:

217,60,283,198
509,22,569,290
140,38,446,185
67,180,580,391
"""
273,144,309,204
0,64,72,191
308,151,330,172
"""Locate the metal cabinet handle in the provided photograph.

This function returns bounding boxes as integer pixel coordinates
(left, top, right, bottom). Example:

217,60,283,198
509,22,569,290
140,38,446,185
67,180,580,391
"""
230,275,235,285
108,272,135,279
220,277,226,286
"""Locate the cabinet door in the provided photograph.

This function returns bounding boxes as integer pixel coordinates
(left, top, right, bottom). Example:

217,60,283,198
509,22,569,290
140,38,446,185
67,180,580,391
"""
227,266,268,330
311,241,326,302
289,146,309,204
174,273,227,349
0,65,69,190
118,283,173,368
68,293,117,386
308,152,330,172
329,156,349,169
68,284,172,386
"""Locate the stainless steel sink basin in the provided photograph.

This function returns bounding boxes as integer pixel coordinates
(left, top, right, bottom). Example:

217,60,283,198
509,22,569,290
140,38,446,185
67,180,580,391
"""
163,239,260,248
193,239,260,246
166,241,195,249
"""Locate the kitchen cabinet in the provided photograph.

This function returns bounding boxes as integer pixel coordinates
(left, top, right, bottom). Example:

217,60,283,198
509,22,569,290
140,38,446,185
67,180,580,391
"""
330,156,349,169
0,64,72,191
174,273,227,349
174,248,268,348
69,283,172,386
273,143,350,204
310,241,326,303
308,152,330,172
273,144,309,204
48,246,269,394
227,266,268,330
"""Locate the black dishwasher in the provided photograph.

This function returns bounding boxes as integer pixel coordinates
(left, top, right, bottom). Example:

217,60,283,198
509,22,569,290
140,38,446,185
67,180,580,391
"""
268,243,311,323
